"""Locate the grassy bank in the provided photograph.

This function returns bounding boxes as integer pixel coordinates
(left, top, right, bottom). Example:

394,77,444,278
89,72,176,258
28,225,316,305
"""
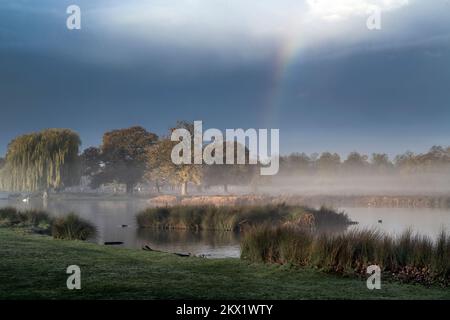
241,226,450,285
136,204,353,231
1,229,450,299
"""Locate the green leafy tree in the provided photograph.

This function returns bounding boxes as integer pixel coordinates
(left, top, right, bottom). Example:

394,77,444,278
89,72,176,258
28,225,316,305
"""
79,146,102,189
343,152,369,174
146,122,201,196
0,129,81,192
395,151,417,175
371,153,393,173
280,153,311,175
91,126,158,193
80,147,101,177
316,152,341,176
203,141,256,193
415,146,450,173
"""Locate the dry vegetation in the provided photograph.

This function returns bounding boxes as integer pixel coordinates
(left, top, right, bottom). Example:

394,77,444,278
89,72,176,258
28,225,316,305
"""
241,226,450,285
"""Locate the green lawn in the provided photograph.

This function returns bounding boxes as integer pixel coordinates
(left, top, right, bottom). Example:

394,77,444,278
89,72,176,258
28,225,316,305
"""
0,228,449,300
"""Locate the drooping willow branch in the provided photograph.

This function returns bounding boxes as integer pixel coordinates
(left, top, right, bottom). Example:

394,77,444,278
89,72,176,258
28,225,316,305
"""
0,129,81,192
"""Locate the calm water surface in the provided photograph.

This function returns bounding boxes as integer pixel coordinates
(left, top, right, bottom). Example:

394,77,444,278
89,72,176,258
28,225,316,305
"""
344,207,450,239
1,193,449,258
0,194,241,258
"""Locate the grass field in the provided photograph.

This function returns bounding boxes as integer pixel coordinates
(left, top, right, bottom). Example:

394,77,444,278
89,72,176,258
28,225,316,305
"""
1,229,449,300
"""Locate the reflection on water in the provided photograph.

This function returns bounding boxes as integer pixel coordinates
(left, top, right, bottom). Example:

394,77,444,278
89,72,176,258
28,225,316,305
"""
1,193,450,258
0,194,241,258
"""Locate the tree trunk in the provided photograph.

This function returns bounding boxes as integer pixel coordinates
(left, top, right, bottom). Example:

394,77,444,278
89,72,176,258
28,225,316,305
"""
42,189,49,210
126,182,134,194
251,182,258,193
223,184,228,193
181,182,187,196
155,181,161,194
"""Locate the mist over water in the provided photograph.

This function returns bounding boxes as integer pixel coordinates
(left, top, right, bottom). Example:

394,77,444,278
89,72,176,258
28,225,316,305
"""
266,172,450,196
0,195,241,258
2,153,450,258
2,187,450,259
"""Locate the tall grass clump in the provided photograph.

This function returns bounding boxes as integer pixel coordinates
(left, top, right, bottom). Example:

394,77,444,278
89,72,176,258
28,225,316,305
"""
0,207,51,229
1,207,97,241
432,231,450,282
241,226,313,265
0,207,19,225
241,226,450,285
136,204,354,232
51,213,97,240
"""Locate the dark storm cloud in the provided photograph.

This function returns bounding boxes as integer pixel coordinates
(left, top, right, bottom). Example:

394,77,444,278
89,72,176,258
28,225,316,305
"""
0,0,449,156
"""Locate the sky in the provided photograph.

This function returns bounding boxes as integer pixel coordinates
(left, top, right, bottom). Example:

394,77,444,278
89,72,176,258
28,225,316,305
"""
0,0,450,158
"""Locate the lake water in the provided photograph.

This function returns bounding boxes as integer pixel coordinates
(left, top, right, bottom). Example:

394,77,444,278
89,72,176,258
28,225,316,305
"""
0,194,241,258
1,193,450,258
343,207,450,239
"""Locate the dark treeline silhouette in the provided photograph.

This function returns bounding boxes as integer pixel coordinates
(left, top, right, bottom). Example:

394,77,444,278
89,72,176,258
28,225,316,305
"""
278,146,450,177
273,146,450,196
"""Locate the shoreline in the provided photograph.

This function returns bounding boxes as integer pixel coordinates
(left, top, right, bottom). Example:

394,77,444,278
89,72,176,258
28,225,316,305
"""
148,194,450,209
3,191,450,209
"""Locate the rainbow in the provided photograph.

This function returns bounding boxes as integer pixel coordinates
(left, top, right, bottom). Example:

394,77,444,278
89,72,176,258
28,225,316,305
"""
263,25,306,126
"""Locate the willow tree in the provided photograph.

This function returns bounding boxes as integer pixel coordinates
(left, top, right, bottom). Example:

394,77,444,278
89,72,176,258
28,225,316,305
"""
0,129,81,192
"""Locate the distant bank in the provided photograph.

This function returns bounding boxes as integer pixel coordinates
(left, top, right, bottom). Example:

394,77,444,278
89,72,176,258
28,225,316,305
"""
2,191,450,209
150,194,450,209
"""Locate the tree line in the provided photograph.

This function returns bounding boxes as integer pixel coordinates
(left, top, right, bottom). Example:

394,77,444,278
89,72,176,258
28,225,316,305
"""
0,123,255,195
278,146,450,177
0,125,449,195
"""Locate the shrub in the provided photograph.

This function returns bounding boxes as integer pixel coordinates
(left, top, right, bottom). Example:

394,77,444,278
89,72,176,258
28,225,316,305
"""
0,207,18,225
1,207,97,241
51,213,96,240
0,207,51,228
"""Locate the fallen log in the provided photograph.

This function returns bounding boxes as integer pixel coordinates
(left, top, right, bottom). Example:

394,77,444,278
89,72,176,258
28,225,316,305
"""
142,245,191,257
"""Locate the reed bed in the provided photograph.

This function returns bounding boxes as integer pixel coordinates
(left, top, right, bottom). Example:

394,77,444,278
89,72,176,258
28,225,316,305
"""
0,207,51,228
0,207,96,240
241,226,450,285
136,204,354,231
